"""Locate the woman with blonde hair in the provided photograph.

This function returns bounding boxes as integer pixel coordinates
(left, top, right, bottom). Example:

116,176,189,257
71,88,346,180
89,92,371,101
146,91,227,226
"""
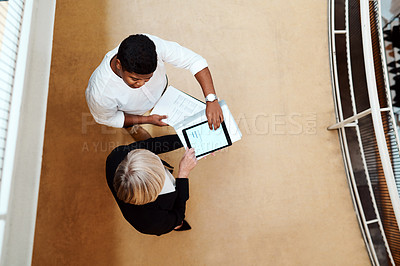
106,134,197,236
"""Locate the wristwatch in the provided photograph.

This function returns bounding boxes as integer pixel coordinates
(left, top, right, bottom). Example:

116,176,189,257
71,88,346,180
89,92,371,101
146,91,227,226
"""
205,93,218,103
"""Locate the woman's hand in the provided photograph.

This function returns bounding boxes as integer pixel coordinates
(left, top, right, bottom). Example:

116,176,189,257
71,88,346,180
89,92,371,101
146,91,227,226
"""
177,148,197,178
149,114,168,126
206,101,224,130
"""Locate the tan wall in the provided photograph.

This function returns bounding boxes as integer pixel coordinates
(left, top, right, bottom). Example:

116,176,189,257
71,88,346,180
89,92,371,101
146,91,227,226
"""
32,1,371,265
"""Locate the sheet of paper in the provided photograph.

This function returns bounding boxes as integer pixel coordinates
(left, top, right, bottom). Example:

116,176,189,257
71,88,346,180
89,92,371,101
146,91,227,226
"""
219,100,242,143
150,86,205,127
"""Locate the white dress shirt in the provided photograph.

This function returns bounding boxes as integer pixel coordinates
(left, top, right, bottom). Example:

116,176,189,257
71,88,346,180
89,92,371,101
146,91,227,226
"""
158,168,176,195
85,34,208,128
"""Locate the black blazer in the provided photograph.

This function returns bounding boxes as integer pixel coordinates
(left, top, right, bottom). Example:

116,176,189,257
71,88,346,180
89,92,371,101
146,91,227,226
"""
106,134,188,236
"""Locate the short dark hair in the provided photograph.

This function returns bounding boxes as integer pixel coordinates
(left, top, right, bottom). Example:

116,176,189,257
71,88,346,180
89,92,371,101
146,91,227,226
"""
117,34,157,74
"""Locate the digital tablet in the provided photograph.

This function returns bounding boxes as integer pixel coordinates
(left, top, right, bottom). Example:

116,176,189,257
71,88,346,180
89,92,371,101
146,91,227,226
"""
182,120,232,158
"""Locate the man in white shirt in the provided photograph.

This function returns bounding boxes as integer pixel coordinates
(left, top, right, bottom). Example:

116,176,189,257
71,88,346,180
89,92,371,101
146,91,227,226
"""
85,34,223,137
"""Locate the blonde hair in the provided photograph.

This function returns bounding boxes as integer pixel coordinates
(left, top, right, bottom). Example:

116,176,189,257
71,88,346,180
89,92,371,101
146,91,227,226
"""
113,149,165,205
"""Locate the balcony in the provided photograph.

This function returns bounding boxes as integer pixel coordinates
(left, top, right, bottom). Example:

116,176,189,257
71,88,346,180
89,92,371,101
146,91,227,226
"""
329,0,400,264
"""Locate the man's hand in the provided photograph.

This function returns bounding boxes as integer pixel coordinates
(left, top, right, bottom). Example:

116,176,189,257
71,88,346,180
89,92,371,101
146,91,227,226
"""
206,101,224,130
149,114,168,126
194,67,223,129
177,148,197,178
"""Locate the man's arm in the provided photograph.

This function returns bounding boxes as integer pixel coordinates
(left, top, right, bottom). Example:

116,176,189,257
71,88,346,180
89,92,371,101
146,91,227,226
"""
194,67,224,130
123,113,168,127
147,35,224,129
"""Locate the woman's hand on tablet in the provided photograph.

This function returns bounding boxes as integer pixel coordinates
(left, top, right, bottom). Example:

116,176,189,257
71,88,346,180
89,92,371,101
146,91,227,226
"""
177,148,197,178
203,152,216,160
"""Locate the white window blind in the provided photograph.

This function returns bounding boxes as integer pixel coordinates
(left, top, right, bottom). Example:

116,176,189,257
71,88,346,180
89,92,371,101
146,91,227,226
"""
0,0,25,262
0,0,24,183
0,0,54,264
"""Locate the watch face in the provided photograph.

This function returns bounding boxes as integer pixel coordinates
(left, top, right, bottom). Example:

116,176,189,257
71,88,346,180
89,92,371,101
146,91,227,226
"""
206,94,217,102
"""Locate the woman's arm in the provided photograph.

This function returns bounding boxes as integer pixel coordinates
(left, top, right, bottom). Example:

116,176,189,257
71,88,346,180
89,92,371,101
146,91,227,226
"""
143,148,197,235
144,178,189,236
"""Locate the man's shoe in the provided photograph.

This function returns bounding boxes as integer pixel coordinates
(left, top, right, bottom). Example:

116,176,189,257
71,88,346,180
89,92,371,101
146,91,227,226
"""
128,125,152,141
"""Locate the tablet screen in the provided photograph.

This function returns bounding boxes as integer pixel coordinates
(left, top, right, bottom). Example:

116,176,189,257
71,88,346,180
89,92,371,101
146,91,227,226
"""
182,121,232,157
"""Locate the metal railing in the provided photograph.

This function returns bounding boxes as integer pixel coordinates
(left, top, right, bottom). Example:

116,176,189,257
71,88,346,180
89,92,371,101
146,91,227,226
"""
329,0,400,265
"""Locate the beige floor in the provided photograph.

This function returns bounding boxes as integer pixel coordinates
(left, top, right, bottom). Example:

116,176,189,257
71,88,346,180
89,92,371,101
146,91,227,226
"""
32,1,371,265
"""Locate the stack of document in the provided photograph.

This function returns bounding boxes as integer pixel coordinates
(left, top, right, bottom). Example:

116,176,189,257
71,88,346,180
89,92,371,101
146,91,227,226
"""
150,86,242,150
150,86,205,128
